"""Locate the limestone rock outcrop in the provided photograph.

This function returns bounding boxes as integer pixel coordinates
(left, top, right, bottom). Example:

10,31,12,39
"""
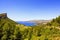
0,13,7,18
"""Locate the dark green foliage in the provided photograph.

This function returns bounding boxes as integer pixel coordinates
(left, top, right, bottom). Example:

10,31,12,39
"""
44,38,48,40
14,28,22,40
0,14,22,40
47,16,60,26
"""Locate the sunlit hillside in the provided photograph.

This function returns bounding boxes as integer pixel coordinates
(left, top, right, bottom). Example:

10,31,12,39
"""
0,13,60,40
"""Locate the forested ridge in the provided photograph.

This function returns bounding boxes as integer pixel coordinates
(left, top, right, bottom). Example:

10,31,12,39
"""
0,13,60,40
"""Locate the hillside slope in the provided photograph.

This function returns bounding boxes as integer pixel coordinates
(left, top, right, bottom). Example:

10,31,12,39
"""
18,16,60,40
0,13,22,40
0,13,60,40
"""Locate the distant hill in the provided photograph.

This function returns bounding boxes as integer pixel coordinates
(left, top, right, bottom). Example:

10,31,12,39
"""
17,20,51,26
28,20,51,24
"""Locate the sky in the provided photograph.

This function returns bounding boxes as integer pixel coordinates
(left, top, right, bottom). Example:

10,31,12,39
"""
0,0,60,21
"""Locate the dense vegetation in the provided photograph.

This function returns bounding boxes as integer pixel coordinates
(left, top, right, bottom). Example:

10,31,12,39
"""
0,14,60,40
0,13,22,40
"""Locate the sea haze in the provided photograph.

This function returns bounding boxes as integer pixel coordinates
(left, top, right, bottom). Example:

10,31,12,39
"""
17,21,36,26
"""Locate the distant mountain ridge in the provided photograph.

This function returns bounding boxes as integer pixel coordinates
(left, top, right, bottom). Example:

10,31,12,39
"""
28,20,51,24
17,20,51,26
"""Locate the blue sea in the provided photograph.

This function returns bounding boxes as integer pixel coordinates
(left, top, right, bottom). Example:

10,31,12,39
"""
17,21,36,26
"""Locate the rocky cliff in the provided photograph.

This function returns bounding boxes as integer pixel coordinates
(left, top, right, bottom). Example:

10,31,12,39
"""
0,13,7,19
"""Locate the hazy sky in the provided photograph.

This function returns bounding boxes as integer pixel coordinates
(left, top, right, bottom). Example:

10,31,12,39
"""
0,0,60,21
